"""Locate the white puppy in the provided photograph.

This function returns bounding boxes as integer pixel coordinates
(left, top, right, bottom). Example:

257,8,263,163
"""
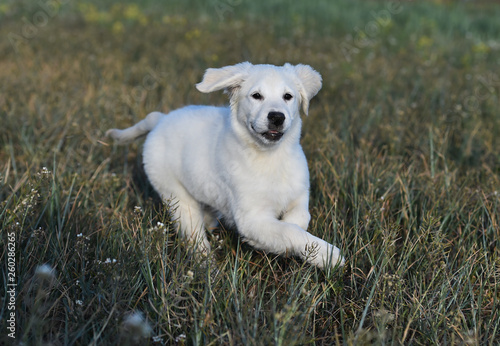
107,62,344,269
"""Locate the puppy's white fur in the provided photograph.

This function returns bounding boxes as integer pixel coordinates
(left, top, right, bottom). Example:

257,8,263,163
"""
107,62,344,269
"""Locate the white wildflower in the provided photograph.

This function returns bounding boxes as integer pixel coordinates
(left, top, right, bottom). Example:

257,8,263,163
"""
35,264,56,281
175,334,186,343
373,309,395,322
152,336,164,344
122,311,152,338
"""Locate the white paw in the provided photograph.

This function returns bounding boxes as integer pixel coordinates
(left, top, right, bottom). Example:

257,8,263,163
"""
305,243,345,270
196,238,212,256
105,128,120,139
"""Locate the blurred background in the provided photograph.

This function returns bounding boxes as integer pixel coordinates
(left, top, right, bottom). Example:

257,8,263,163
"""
2,0,499,160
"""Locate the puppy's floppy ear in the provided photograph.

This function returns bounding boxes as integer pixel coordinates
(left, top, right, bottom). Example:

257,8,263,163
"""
285,63,322,116
196,62,253,94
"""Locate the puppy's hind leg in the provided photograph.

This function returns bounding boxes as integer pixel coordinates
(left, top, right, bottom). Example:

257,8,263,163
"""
169,196,211,256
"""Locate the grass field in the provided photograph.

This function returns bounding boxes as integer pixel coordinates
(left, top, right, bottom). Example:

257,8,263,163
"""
1,0,500,344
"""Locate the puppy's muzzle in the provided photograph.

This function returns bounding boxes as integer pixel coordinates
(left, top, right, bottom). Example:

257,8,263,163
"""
263,112,285,141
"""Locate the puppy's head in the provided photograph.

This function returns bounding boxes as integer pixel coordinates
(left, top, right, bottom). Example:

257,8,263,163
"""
196,62,322,147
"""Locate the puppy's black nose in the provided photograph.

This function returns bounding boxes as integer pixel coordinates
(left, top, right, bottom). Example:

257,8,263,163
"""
268,112,285,127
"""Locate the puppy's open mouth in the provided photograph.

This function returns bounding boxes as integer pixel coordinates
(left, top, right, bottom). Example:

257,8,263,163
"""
251,125,284,142
262,130,283,141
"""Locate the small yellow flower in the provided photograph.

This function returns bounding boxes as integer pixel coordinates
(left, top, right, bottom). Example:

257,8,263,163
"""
162,15,171,24
0,3,10,14
138,15,148,26
417,36,433,50
124,4,141,20
185,28,201,41
112,21,124,34
472,42,490,55
78,3,110,23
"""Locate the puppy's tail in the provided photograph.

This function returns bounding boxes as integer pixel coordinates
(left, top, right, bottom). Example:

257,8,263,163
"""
106,112,165,144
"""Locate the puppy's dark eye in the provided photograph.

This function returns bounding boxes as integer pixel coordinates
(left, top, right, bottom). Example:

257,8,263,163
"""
252,92,263,100
283,93,293,101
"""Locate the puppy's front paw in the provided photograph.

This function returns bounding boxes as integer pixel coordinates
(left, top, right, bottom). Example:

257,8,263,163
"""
305,243,345,270
326,245,345,268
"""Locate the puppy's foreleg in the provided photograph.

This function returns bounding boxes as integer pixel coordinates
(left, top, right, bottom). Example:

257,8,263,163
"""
280,194,311,230
237,215,344,269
